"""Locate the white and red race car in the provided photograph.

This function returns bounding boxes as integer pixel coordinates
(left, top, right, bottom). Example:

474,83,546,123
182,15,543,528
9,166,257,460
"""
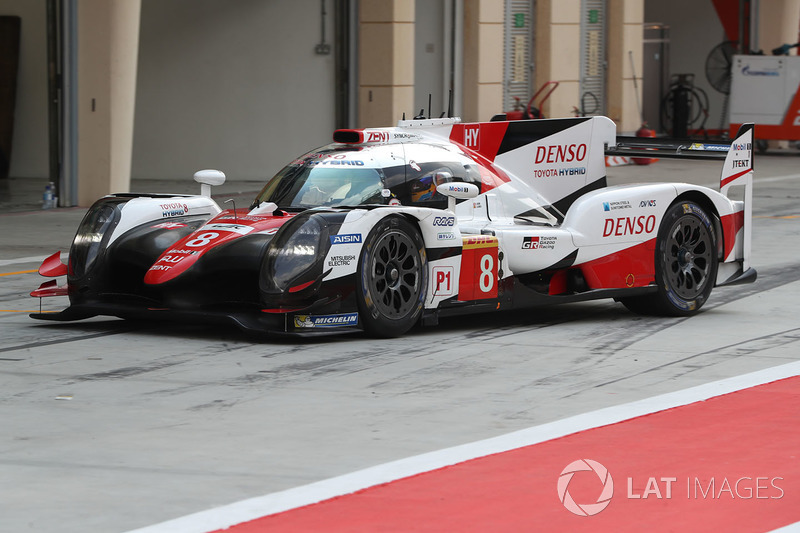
31,116,755,337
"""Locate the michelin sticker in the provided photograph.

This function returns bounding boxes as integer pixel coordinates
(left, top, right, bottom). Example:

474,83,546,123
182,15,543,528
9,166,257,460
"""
294,313,359,328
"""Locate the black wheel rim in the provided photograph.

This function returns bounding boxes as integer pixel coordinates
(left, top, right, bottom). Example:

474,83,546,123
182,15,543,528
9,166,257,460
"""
368,230,422,319
664,216,713,300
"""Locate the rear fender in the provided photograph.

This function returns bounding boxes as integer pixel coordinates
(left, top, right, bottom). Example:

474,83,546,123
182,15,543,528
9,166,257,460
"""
565,184,677,249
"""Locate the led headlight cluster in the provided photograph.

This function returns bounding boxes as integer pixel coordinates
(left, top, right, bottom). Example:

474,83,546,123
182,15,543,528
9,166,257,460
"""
262,213,339,293
69,201,121,278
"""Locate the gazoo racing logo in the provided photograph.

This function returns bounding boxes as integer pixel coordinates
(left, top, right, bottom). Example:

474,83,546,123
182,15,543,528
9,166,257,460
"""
432,216,455,227
330,234,362,245
523,236,540,249
522,236,556,250
603,215,657,237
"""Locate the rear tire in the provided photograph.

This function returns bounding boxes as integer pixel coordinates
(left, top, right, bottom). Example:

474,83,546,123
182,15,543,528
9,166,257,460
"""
356,216,427,337
621,201,718,316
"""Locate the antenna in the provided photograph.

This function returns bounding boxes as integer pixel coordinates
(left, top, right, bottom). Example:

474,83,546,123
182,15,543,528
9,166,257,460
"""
427,94,432,119
224,198,237,222
402,112,406,121
447,89,453,118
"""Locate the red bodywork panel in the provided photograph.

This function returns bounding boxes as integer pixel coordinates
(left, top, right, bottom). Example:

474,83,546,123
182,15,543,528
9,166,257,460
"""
31,279,68,298
144,210,292,285
38,251,68,277
458,235,499,300
580,239,657,289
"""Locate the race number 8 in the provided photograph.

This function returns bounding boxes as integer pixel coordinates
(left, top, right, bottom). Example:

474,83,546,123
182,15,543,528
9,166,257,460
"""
186,232,219,247
479,254,494,292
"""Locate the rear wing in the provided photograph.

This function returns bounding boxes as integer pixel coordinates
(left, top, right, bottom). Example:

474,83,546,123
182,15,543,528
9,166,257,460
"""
606,124,754,272
606,123,754,186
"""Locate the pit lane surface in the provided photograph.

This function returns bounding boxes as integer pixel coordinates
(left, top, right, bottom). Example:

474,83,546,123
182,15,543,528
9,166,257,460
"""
1,157,800,532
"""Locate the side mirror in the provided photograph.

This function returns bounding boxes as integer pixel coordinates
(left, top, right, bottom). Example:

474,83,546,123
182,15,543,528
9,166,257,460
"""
193,169,226,197
437,182,479,211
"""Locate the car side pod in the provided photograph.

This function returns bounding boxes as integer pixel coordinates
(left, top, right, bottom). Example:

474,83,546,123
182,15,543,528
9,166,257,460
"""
193,169,226,197
437,182,479,211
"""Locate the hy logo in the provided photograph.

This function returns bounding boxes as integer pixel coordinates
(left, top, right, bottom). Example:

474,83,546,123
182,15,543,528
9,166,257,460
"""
464,125,480,149
557,459,614,516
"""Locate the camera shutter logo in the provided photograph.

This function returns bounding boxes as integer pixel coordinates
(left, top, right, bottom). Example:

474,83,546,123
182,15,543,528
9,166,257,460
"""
557,459,614,516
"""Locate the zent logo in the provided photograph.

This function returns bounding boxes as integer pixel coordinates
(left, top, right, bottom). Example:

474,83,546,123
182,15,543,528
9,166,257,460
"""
432,216,455,227
330,234,362,245
367,131,389,143
464,125,480,149
557,459,614,516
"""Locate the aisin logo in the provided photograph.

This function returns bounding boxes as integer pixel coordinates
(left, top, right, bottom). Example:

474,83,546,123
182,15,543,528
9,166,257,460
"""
557,459,614,516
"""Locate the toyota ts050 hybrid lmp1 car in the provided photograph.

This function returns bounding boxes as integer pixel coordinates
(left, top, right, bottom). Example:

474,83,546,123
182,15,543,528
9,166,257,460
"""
30,115,756,337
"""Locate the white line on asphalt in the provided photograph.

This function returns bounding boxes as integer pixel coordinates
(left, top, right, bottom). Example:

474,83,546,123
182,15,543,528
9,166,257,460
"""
125,359,800,533
770,521,800,533
0,256,47,267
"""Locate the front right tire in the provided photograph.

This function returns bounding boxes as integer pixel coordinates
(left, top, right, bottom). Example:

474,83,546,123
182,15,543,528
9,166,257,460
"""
356,216,427,337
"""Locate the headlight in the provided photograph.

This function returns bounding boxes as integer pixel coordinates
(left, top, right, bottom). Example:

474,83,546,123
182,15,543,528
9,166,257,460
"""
69,201,120,278
266,215,328,292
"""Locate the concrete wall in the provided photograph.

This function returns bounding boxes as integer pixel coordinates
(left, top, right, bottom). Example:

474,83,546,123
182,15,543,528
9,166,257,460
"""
535,0,582,120
644,0,727,131
132,0,337,180
358,0,415,127
77,0,141,205
607,0,644,132
462,0,503,122
0,0,47,179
